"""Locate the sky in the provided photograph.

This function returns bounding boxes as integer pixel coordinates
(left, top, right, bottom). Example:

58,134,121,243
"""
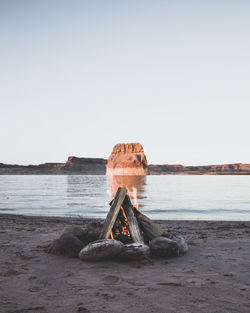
0,0,249,165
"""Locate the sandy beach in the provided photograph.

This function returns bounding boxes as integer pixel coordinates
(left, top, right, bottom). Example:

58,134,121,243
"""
0,214,249,313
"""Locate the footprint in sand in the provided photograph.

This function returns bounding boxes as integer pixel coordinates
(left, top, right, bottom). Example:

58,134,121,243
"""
102,275,121,285
28,286,42,292
126,279,146,286
157,282,183,287
3,269,20,277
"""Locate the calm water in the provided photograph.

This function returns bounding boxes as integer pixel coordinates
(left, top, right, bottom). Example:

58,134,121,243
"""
0,175,250,220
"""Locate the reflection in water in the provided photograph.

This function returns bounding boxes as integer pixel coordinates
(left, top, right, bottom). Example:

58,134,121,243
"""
66,176,110,216
0,175,250,220
107,175,147,208
67,175,105,197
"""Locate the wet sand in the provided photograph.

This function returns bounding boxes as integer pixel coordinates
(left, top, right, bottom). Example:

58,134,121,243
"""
0,214,249,313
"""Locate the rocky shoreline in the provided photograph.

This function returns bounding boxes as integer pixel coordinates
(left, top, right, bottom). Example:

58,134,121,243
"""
0,214,249,313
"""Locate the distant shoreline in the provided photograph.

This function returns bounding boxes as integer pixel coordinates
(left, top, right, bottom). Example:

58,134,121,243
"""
1,156,250,175
1,172,250,175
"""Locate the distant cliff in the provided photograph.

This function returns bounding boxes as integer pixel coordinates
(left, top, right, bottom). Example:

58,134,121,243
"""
0,157,107,175
64,156,107,174
106,143,148,175
0,162,65,174
148,163,250,175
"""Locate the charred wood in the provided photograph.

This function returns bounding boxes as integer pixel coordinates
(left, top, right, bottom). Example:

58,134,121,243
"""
123,195,144,244
99,187,127,239
133,207,164,241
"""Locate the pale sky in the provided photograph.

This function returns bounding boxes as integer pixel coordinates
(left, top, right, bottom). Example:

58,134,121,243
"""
0,0,249,165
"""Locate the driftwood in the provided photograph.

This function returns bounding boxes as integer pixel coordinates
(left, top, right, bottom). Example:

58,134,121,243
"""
134,207,164,241
123,195,144,244
99,187,127,239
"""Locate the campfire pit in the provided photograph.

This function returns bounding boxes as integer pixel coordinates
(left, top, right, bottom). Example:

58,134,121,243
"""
47,187,188,262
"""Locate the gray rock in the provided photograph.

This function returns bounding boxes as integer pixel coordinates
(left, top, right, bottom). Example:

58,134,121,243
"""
79,239,124,261
46,233,85,258
162,231,188,254
60,222,103,245
149,237,179,258
117,243,150,261
82,221,103,244
60,226,85,240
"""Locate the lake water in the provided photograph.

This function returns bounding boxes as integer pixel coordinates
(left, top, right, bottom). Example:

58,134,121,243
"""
0,175,250,220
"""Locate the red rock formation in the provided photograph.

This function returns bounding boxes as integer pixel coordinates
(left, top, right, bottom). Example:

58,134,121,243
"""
106,143,148,175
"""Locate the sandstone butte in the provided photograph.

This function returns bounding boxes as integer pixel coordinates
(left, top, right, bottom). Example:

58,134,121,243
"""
106,143,148,176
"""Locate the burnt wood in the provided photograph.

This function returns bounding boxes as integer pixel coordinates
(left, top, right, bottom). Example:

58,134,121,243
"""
134,207,164,240
99,187,127,239
123,195,144,244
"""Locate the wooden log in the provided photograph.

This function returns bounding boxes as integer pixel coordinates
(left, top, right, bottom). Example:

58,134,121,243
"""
99,187,127,239
123,195,144,244
133,207,164,240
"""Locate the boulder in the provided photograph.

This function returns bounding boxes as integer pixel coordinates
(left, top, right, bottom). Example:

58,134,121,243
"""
149,237,179,258
79,239,124,262
60,222,103,245
46,233,85,258
60,226,85,240
106,143,148,175
117,243,150,261
81,221,103,244
162,231,188,254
